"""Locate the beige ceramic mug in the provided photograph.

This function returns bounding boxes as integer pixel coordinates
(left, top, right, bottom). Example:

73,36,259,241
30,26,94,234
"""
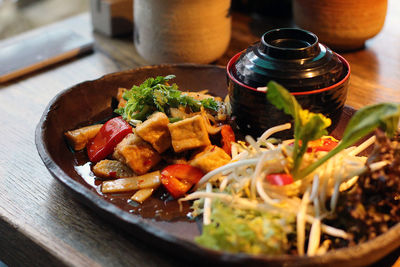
293,0,388,51
134,0,231,64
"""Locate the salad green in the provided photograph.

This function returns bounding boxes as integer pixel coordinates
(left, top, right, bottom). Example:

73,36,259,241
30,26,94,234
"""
195,199,295,255
191,81,400,256
266,81,400,180
299,102,400,178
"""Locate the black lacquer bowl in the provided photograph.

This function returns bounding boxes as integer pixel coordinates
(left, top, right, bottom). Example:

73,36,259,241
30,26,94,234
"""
227,28,350,138
35,65,399,267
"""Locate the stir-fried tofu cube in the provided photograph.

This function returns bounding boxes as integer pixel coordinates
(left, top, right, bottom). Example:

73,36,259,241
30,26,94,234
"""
161,154,188,165
168,115,211,153
113,133,161,175
136,112,171,153
92,159,134,179
190,145,231,173
64,124,103,151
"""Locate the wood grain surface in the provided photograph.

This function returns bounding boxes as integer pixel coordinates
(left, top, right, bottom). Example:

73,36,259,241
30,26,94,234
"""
0,1,399,266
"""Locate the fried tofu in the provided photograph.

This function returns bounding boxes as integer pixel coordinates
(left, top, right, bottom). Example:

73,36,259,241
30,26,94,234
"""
190,145,231,173
168,115,211,153
113,133,161,175
64,124,103,151
136,112,171,153
92,159,134,179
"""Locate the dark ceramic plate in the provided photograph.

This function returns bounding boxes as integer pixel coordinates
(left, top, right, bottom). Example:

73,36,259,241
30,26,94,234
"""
36,64,400,267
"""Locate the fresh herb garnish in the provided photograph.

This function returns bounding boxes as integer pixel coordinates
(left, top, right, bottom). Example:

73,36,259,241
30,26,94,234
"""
200,98,219,111
266,81,400,180
168,117,183,123
115,75,219,122
266,81,331,177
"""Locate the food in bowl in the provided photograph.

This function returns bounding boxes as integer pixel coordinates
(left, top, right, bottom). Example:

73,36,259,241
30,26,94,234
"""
63,73,400,257
65,75,233,203
182,81,400,255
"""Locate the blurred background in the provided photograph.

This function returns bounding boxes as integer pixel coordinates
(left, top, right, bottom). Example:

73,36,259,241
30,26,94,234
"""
0,0,88,39
0,0,294,40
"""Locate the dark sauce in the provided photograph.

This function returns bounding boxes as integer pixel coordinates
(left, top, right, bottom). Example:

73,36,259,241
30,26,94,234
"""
67,102,228,235
72,150,193,222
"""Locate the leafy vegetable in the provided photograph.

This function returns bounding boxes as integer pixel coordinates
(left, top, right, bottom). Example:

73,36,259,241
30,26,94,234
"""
266,81,331,177
200,98,219,111
168,117,182,123
298,102,400,178
195,199,294,255
266,81,400,180
114,75,219,122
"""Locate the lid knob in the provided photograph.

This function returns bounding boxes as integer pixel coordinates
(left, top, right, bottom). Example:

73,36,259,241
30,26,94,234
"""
260,28,320,59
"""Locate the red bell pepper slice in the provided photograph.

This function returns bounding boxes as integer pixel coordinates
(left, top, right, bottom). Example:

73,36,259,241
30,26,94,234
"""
307,137,338,152
87,116,132,162
289,137,339,153
160,176,192,199
221,125,235,155
266,173,294,186
160,164,204,199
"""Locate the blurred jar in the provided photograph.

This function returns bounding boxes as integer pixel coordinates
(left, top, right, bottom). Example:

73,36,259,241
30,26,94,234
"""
293,0,388,51
134,0,231,64
231,0,292,18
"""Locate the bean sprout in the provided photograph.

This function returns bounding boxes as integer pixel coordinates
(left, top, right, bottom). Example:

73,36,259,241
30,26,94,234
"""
182,124,383,256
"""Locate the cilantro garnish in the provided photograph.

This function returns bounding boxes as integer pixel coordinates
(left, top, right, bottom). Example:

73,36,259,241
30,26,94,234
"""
114,75,219,122
201,98,220,111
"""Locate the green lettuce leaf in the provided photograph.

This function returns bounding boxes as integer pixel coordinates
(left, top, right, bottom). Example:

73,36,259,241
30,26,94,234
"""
298,102,400,178
266,81,400,179
195,200,294,255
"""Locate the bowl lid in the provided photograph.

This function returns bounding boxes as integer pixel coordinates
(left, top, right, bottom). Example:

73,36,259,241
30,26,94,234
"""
232,28,347,92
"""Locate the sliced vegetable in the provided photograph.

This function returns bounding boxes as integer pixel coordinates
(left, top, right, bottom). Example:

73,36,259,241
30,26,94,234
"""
266,173,294,186
64,124,103,151
288,137,338,152
161,164,204,198
87,116,132,162
101,171,161,193
130,188,154,203
161,175,192,199
221,125,235,155
92,159,133,179
307,136,338,152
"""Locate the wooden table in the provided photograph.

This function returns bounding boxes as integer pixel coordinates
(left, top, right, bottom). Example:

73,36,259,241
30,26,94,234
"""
1,1,400,266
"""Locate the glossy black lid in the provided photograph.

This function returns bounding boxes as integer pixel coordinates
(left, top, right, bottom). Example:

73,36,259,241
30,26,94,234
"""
233,28,346,92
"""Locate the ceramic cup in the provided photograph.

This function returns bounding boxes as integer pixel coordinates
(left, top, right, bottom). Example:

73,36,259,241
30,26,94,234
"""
134,0,231,64
293,0,388,51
